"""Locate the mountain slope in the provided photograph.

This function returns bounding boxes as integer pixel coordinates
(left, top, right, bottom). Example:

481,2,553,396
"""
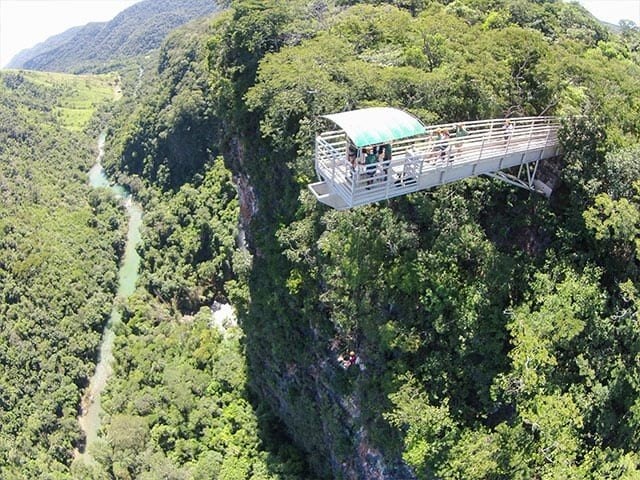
7,0,224,73
6,26,84,69
3,0,640,478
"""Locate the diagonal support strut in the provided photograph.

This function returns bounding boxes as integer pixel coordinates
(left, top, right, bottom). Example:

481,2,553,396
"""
484,158,551,197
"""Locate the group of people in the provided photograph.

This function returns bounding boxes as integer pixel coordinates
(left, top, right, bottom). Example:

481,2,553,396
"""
345,118,516,184
349,144,392,169
428,123,469,162
416,119,514,164
348,143,392,187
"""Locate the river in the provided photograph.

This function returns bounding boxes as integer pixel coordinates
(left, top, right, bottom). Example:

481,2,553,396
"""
77,132,143,458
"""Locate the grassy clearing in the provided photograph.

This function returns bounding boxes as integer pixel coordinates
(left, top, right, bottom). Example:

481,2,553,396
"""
10,70,120,131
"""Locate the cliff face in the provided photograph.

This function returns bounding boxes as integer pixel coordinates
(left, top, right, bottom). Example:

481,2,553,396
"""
230,137,415,479
243,329,416,479
104,1,640,478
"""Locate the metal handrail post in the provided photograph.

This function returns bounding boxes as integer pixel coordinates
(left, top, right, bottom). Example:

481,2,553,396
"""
384,158,392,198
525,118,535,151
331,150,336,183
543,125,552,148
352,164,359,204
478,136,487,161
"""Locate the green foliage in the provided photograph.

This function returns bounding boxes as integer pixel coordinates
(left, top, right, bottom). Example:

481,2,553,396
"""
206,0,640,478
584,193,640,244
497,264,604,395
0,71,125,476
583,185,640,270
139,157,240,312
602,144,640,199
441,428,499,479
105,17,222,190
89,297,308,479
386,374,457,476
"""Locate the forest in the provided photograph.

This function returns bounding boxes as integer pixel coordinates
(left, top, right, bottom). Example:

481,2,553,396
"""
204,1,640,477
1,0,640,479
0,71,126,476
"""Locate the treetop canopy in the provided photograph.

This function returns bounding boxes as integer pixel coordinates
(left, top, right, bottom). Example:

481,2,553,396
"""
322,107,427,148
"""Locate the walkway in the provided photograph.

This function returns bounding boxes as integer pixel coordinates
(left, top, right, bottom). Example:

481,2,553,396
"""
309,116,561,209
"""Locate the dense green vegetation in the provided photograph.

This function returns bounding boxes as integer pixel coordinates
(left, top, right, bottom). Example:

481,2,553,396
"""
100,0,640,476
0,71,125,477
3,0,640,478
105,17,223,191
90,16,308,480
0,22,297,477
203,1,640,478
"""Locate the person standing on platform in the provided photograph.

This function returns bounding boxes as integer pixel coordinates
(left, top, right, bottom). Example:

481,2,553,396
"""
453,123,468,160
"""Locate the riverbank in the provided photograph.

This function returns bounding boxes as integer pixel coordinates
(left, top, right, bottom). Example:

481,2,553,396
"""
76,133,143,460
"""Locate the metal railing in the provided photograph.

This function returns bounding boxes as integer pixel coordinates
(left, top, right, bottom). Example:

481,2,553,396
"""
313,116,561,208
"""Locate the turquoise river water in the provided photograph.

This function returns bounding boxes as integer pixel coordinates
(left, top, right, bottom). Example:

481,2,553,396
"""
77,132,143,458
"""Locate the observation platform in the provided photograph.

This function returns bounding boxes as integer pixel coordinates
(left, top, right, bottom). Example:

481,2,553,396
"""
309,108,561,210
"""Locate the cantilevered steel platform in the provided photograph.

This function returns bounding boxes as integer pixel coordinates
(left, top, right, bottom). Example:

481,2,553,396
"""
309,108,561,210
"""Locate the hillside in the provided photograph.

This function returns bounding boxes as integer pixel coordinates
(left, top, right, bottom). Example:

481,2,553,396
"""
6,0,224,73
98,0,640,478
6,27,84,70
2,0,640,479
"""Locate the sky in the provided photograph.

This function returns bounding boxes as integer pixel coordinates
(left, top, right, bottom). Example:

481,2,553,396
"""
0,0,639,69
578,0,640,25
0,0,141,68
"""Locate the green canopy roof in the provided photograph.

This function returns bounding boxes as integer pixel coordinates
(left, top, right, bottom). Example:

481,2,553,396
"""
322,107,426,147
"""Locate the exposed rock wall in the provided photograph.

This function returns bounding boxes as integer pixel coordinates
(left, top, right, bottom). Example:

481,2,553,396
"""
227,138,414,480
